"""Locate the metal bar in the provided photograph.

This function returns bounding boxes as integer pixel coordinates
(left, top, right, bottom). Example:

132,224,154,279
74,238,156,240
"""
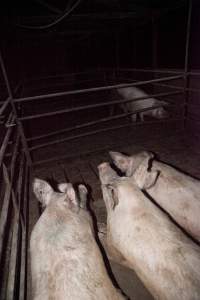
20,91,181,121
19,163,28,300
6,155,24,300
32,117,184,166
0,164,12,262
35,0,62,14
26,97,179,142
184,0,192,128
0,83,23,106
10,134,20,184
23,69,105,84
118,67,185,75
0,51,32,165
188,71,200,76
0,98,10,115
0,115,14,169
184,0,192,75
3,161,25,230
29,102,180,152
14,74,184,103
25,77,105,94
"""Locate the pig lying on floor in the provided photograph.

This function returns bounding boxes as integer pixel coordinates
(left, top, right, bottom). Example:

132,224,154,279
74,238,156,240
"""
116,86,169,122
98,162,200,300
30,179,126,300
110,151,200,242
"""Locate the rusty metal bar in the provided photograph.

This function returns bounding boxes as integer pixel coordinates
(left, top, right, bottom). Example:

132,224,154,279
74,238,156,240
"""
14,74,184,104
20,91,181,121
33,117,184,166
0,51,32,165
26,97,177,142
29,102,182,152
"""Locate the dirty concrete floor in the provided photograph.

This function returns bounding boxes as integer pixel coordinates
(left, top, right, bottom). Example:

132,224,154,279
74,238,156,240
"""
28,127,200,300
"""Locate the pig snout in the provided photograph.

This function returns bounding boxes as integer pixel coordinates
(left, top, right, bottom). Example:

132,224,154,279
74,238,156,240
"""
153,107,169,119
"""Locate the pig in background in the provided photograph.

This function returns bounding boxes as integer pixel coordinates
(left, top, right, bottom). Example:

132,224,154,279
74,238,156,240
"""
98,162,200,300
116,86,169,121
30,179,126,300
110,150,200,243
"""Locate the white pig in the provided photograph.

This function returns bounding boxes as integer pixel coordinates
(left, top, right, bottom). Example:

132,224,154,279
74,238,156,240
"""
30,179,126,300
98,162,200,300
117,86,168,121
110,151,200,242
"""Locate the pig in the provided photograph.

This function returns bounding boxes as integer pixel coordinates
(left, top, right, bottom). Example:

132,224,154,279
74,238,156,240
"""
110,151,200,242
30,179,126,300
116,86,169,121
98,162,200,300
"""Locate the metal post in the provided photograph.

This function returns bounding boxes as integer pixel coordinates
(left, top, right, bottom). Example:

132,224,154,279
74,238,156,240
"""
0,51,32,165
183,0,192,128
152,16,158,71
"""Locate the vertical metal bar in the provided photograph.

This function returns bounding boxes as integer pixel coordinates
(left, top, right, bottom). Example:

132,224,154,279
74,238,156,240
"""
115,31,120,71
0,164,12,262
184,0,192,128
0,51,32,165
6,155,24,300
0,116,14,169
19,164,28,300
152,16,158,71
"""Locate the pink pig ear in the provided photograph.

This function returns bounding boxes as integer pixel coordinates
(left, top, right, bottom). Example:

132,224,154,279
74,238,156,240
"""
109,151,131,173
134,158,159,190
65,183,79,208
33,178,53,207
58,183,71,193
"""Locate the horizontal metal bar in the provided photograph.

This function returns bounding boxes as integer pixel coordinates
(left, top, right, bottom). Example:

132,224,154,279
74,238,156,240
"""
0,83,22,106
117,67,185,75
32,117,184,166
24,69,105,84
29,103,180,152
188,71,200,76
26,96,179,142
14,75,184,104
20,91,181,121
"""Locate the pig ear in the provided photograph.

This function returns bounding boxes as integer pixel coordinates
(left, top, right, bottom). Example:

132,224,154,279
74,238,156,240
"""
109,151,131,173
58,183,71,193
134,165,159,190
143,170,159,189
65,183,79,208
78,184,88,209
33,178,53,207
